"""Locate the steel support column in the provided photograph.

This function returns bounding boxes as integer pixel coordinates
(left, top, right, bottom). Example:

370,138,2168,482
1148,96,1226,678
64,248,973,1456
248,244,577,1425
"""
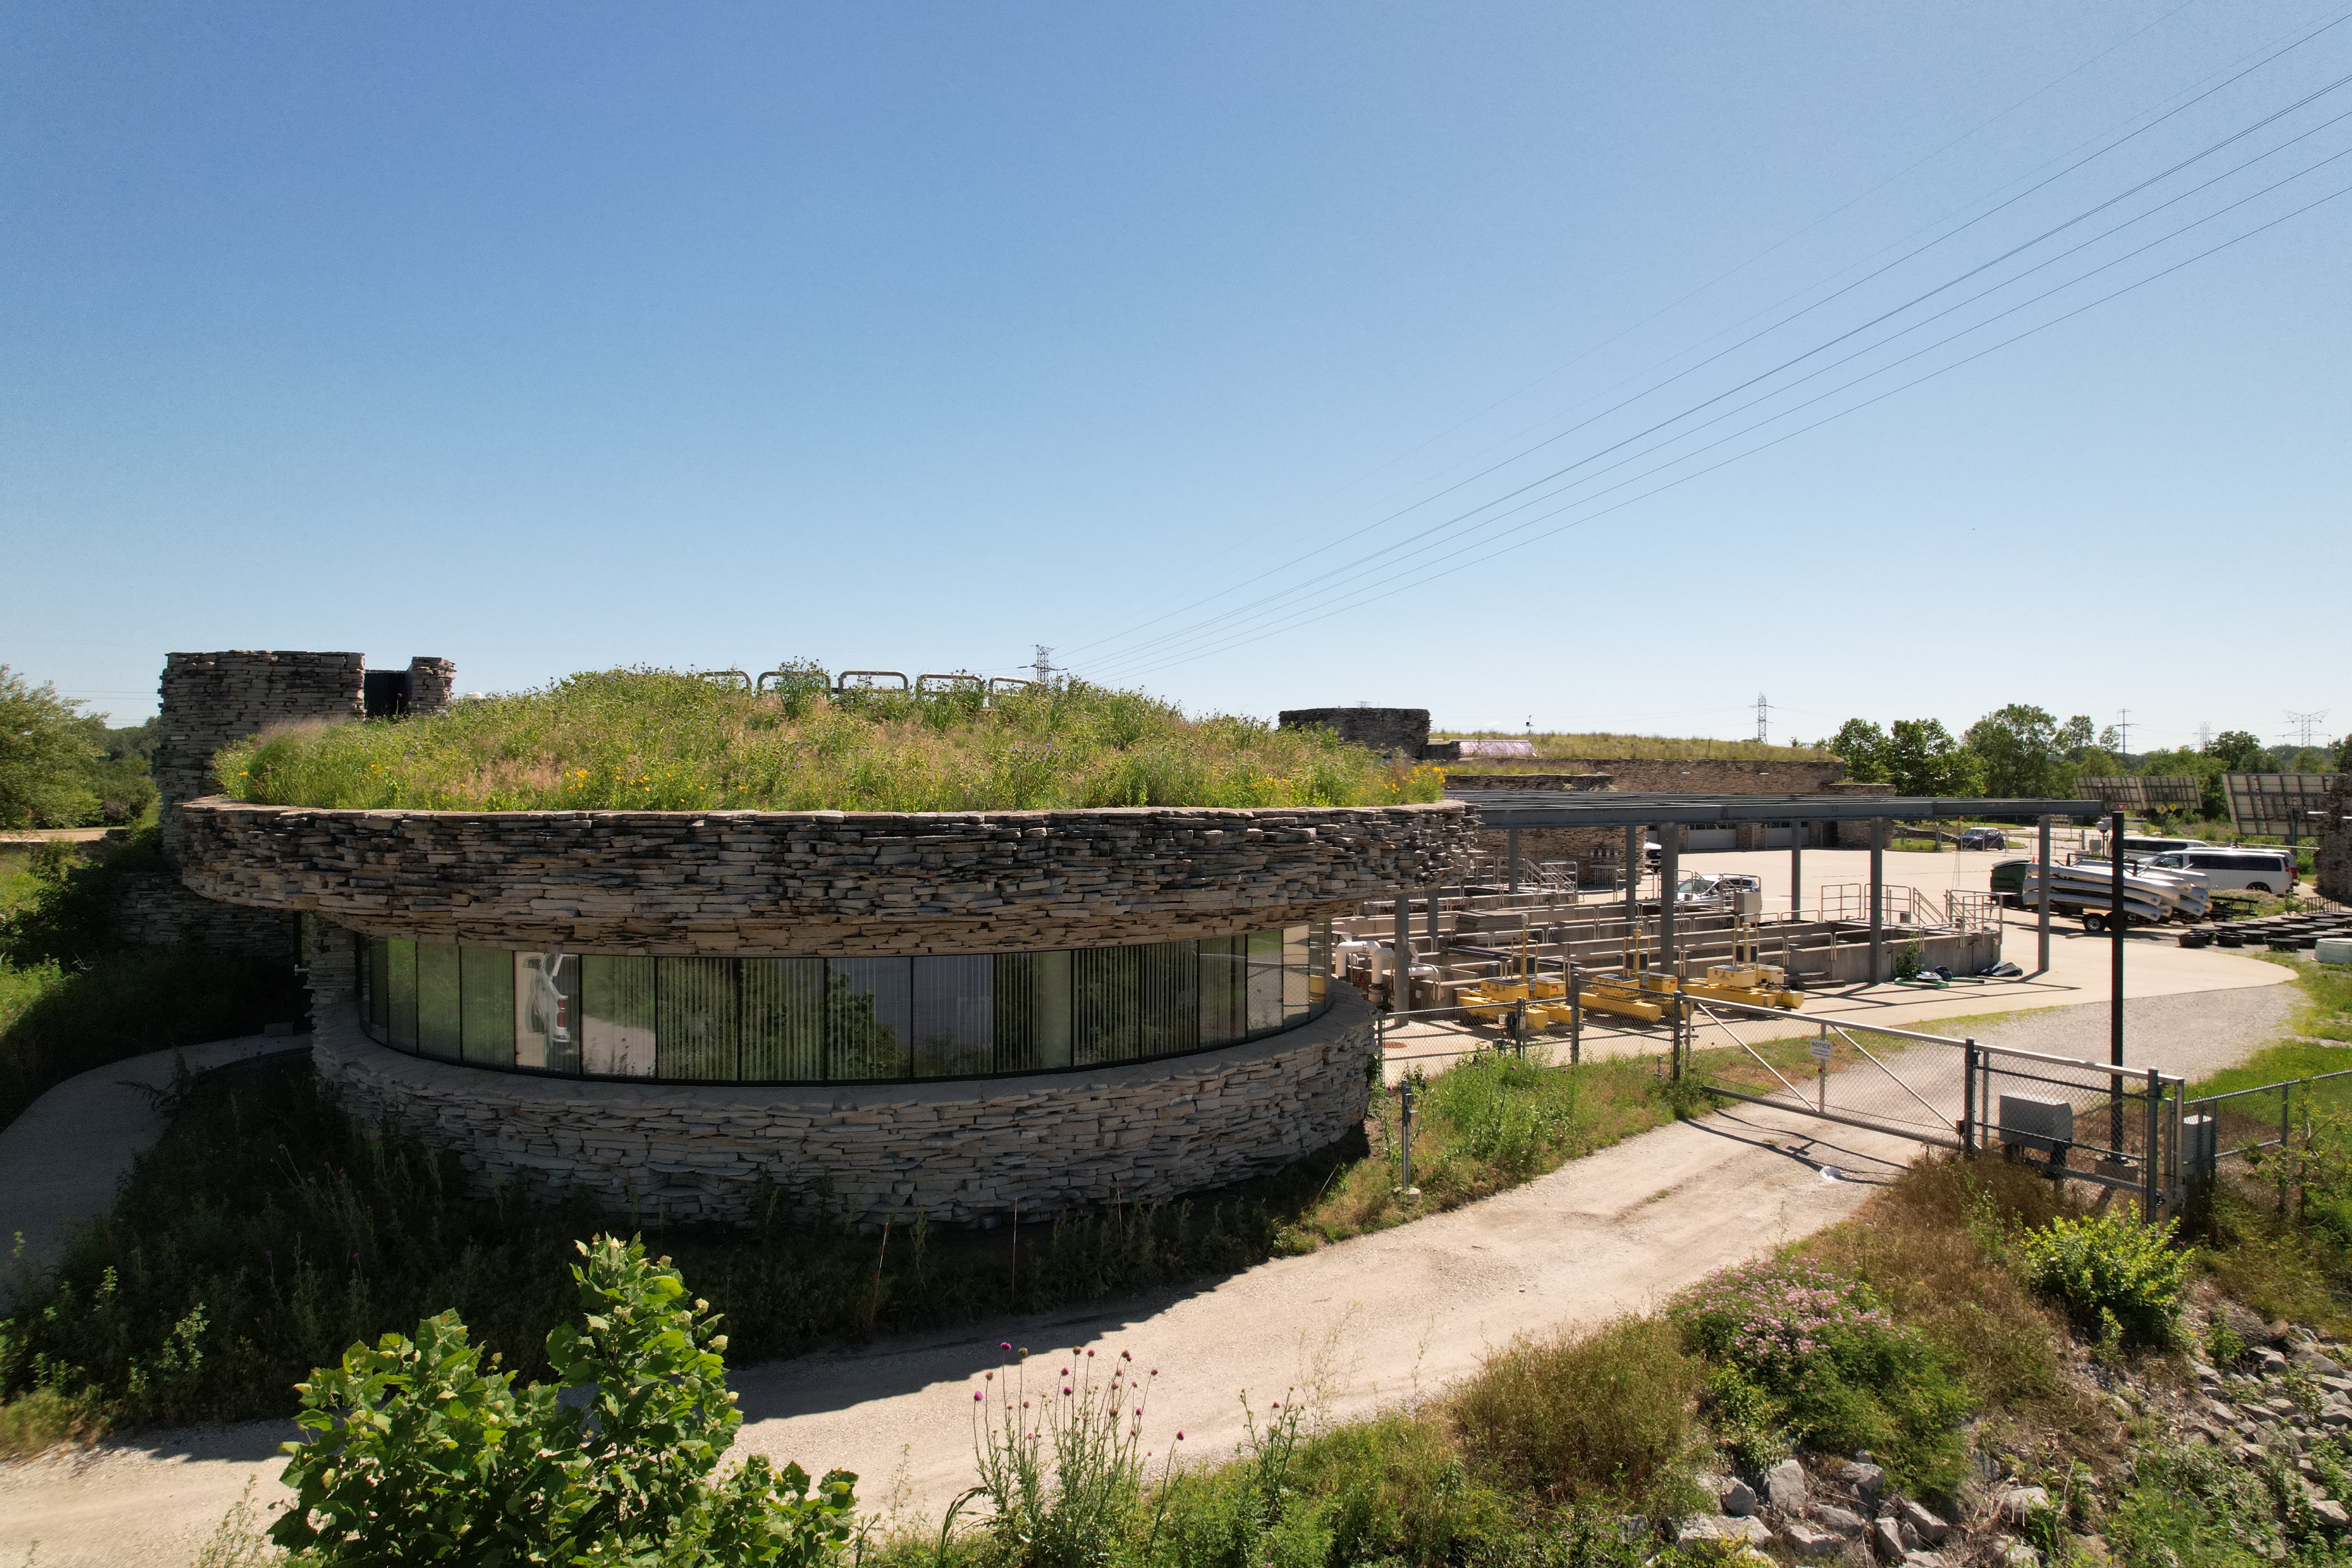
2036,815,2052,974
1659,825,1680,980
1789,820,1804,920
1623,823,1642,942
1868,817,1886,983
2111,808,2127,1151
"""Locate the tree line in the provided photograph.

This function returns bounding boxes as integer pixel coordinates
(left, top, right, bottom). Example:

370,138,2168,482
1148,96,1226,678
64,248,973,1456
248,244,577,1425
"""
1814,704,2349,814
0,666,159,830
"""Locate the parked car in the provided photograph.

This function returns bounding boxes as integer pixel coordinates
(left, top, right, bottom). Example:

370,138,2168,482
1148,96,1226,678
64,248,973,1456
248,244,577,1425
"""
2112,835,2210,858
2145,848,2297,894
1958,828,2009,851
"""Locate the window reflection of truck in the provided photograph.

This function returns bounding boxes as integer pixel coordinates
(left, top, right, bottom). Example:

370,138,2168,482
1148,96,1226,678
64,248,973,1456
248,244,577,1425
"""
520,952,575,1071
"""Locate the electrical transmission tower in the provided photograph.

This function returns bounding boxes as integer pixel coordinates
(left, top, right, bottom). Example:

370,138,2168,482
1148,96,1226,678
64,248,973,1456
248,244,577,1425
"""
2198,721,2211,751
2115,709,2131,760
1032,645,1057,685
1754,693,1770,744
2288,710,2328,749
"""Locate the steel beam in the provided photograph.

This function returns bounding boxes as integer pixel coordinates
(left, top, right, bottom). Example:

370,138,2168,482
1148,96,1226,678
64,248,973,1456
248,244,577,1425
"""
1868,817,1885,984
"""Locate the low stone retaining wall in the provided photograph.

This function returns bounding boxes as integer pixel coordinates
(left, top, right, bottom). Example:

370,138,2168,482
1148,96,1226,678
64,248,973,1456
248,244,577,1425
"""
313,983,1379,1229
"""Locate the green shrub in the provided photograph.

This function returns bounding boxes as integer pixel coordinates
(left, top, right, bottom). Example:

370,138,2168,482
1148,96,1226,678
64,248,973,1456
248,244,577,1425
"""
216,669,1443,813
1672,1258,1968,1490
1452,1316,1702,1507
2017,1211,2189,1348
271,1234,857,1565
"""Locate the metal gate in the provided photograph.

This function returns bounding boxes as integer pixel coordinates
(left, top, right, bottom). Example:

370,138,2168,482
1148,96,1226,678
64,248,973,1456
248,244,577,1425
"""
1681,993,2184,1213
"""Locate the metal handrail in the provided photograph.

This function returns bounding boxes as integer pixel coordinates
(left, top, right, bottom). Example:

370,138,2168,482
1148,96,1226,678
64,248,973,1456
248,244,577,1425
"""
695,668,751,689
835,670,910,692
915,672,985,696
756,665,830,694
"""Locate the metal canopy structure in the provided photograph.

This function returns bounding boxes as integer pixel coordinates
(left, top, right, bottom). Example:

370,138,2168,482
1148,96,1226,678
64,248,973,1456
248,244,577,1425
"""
1444,790,2104,829
1435,789,2104,989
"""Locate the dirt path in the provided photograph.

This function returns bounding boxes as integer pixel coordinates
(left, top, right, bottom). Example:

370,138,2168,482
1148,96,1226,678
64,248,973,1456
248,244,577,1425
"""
0,983,2299,1566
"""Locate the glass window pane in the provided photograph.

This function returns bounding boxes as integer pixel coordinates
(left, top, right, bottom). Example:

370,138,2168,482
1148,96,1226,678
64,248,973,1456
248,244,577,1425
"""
995,952,1072,1072
913,955,994,1078
1246,930,1283,1035
657,957,738,1080
515,952,581,1074
1138,940,1198,1059
582,956,656,1077
386,938,418,1052
827,958,911,1079
1283,925,1311,1025
462,947,515,1067
417,942,462,1060
741,958,825,1081
1198,935,1246,1048
1074,945,1142,1066
365,937,389,1037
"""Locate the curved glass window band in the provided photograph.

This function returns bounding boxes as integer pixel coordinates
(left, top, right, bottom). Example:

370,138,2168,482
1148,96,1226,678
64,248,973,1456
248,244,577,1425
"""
354,925,1333,1085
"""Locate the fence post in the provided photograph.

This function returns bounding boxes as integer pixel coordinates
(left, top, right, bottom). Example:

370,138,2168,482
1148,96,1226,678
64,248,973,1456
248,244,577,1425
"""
1568,963,1582,1066
2144,1066,2162,1219
1512,998,1528,1060
1672,996,1685,1083
1963,1039,1978,1154
1397,1080,1420,1197
2280,1083,2292,1215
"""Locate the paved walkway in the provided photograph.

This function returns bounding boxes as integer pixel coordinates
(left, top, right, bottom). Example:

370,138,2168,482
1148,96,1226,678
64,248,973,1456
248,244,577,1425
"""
0,977,2300,1567
2,1035,311,1288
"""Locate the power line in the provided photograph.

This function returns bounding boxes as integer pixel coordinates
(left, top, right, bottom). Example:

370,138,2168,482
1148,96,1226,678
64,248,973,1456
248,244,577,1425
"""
1068,9,2352,672
1089,138,2352,680
1080,66,2352,680
1050,0,2223,661
1096,173,2352,681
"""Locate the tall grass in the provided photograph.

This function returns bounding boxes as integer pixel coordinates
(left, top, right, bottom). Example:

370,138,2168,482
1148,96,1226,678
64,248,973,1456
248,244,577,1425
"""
217,671,1445,813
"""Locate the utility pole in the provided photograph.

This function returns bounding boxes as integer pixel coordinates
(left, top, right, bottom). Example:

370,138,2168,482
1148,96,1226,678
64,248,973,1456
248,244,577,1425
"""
1754,693,1770,744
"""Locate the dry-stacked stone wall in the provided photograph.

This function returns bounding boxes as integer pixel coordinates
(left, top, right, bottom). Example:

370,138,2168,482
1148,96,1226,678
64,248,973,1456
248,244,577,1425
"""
110,873,297,955
156,652,368,858
307,968,1378,1229
179,800,1473,953
1278,707,1432,760
2320,775,2350,906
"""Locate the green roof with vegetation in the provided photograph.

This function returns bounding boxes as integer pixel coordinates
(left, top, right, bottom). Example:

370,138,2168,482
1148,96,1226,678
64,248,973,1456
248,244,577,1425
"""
214,668,1446,813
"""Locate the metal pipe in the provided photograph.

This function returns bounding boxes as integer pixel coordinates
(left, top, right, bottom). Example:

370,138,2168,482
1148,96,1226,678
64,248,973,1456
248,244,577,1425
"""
1398,1080,1419,1196
2037,814,2052,974
1963,1038,1978,1154
2144,1065,2163,1218
1868,817,1885,983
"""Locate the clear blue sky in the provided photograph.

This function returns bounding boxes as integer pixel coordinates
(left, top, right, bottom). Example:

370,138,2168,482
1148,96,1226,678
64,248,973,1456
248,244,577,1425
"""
4,3,2346,752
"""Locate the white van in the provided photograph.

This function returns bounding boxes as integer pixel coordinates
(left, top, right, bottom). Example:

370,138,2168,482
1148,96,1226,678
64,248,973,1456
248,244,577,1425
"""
2118,836,2209,858
2145,848,2298,894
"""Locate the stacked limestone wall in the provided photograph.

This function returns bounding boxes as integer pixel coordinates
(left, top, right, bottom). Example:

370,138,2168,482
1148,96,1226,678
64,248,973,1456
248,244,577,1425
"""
308,958,1379,1229
1279,707,1431,760
2320,776,2350,905
155,652,368,859
405,657,458,715
109,873,297,955
177,801,1472,953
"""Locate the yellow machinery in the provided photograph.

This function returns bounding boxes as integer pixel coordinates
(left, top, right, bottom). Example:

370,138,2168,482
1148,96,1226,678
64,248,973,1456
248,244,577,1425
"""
1676,911,1805,1010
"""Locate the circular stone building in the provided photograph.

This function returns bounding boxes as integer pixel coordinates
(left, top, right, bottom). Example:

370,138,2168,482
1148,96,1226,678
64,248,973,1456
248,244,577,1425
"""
176,799,1471,1228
